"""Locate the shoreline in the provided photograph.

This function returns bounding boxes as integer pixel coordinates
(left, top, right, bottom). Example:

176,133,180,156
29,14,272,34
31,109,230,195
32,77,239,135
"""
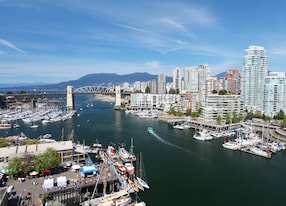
92,94,115,103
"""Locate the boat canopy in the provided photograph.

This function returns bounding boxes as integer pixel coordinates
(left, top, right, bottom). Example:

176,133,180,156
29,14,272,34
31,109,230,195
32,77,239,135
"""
80,164,98,174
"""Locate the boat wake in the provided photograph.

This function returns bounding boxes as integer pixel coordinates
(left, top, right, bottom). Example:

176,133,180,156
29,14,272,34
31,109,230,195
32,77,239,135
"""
149,130,192,154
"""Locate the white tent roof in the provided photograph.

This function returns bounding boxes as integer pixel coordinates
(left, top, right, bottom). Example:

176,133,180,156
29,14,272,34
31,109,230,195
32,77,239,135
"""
43,178,54,189
57,176,67,187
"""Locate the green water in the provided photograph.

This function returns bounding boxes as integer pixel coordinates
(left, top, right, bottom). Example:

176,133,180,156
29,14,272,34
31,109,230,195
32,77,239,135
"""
2,94,286,206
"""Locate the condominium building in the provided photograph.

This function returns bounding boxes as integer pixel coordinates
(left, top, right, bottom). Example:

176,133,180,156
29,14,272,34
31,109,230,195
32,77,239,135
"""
241,46,268,110
184,64,210,106
202,95,244,122
223,69,240,94
172,67,183,92
158,73,166,94
130,93,180,109
263,72,286,116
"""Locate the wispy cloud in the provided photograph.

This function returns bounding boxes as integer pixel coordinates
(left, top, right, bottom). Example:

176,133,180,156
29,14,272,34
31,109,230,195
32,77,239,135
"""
0,38,26,53
145,61,161,69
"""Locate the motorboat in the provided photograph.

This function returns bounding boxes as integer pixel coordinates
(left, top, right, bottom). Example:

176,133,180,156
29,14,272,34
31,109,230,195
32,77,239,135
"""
222,141,241,150
193,129,213,141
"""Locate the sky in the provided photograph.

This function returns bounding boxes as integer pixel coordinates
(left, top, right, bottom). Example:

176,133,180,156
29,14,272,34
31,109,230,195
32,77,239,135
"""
1,0,286,84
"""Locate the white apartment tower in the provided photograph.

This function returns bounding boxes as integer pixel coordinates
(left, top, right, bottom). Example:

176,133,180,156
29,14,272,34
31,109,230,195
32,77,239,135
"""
263,72,286,116
184,64,210,106
158,73,166,94
241,46,268,110
172,67,182,92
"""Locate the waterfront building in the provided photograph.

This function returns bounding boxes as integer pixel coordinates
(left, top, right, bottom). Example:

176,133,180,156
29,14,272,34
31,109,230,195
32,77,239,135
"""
202,94,244,122
241,46,268,111
263,72,286,116
158,73,166,94
130,93,180,109
223,69,240,94
172,67,183,92
0,141,86,171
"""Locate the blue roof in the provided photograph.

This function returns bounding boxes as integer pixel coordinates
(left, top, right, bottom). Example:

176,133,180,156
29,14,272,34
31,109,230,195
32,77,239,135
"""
80,164,98,174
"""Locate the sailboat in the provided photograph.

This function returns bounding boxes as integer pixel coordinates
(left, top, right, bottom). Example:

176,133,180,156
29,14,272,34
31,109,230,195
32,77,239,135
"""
136,152,150,189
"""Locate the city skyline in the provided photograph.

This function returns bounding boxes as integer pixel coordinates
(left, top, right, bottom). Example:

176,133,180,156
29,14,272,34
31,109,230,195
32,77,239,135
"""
1,0,286,84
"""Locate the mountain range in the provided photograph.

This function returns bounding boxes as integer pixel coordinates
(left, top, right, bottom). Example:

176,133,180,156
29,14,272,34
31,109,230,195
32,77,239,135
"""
0,72,226,91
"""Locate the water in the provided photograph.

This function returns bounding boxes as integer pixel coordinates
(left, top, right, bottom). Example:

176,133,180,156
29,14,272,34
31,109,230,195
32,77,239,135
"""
2,94,286,205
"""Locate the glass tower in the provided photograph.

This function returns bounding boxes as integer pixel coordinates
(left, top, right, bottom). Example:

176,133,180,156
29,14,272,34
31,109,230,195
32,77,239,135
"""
241,46,268,110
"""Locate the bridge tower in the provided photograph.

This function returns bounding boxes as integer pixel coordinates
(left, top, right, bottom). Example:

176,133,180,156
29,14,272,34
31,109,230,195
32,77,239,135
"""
66,85,75,110
114,85,121,110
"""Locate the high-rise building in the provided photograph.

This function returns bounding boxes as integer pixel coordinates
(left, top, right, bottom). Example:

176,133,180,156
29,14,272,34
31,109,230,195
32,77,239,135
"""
184,64,210,106
263,72,286,116
158,73,166,94
241,46,268,110
223,69,240,94
172,67,182,92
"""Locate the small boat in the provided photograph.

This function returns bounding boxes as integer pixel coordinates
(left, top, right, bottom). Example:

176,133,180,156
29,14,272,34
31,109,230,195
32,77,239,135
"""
30,122,39,129
193,129,213,141
222,141,241,150
136,177,150,189
147,127,153,133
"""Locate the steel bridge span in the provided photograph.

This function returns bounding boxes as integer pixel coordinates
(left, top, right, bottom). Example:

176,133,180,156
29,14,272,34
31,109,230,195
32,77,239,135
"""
74,86,115,94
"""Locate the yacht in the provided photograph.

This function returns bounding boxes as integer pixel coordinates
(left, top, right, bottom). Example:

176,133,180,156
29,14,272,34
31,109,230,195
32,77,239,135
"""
193,129,213,141
222,141,241,150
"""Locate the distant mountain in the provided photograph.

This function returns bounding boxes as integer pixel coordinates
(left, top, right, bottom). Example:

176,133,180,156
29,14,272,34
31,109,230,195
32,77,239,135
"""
0,71,228,92
0,72,173,91
0,82,48,88
216,71,227,79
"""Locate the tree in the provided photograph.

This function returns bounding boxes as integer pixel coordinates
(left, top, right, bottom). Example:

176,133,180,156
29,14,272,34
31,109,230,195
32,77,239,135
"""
186,109,192,116
145,86,150,93
216,115,222,125
21,154,36,174
6,157,22,176
219,89,227,95
169,88,176,94
232,111,238,123
212,89,218,94
225,113,231,124
281,115,286,128
34,148,61,172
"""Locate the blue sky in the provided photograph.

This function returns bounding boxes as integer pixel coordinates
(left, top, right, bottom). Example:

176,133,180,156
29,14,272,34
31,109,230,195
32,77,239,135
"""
1,0,286,84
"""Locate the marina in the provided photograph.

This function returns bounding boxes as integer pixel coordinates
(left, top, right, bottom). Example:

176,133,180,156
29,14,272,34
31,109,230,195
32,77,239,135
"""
1,95,286,205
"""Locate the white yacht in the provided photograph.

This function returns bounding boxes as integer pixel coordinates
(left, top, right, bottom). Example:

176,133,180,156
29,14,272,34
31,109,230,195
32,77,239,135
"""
222,141,241,150
193,129,213,141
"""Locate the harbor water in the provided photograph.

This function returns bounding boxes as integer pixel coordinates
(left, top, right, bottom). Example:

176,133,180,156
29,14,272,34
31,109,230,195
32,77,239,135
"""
1,94,286,206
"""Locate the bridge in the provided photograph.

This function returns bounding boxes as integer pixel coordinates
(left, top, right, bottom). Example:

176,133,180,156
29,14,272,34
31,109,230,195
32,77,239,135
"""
74,86,115,94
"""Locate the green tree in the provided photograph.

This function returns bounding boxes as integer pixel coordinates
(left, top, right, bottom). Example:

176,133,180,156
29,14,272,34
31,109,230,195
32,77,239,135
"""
169,88,176,94
145,86,150,93
281,115,286,128
212,89,218,94
6,91,13,94
219,89,227,95
34,148,61,172
176,88,180,94
216,115,222,125
238,113,244,122
6,157,22,176
186,109,192,116
225,113,231,124
21,154,36,174
232,111,238,123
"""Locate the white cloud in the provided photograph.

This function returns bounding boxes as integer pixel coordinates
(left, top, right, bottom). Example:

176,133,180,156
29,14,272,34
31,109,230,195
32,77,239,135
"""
145,61,161,69
0,38,26,53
